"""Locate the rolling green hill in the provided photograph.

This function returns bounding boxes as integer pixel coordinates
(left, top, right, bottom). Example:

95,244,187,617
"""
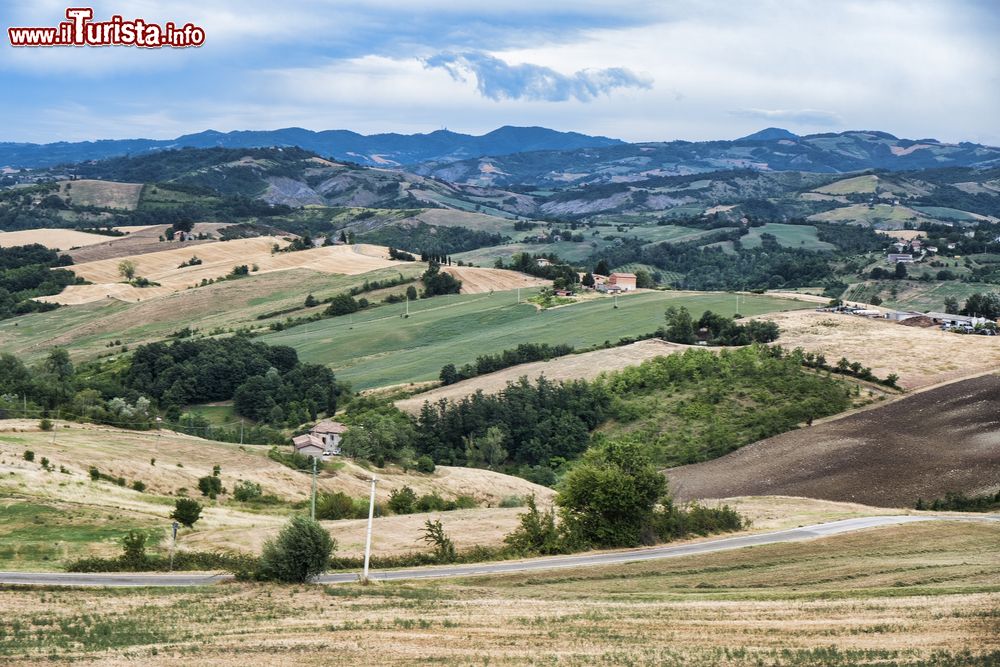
260,288,813,389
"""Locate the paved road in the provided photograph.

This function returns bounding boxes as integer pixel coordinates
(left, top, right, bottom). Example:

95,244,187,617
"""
1,515,996,588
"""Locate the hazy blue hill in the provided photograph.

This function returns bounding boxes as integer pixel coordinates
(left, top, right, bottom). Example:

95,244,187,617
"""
738,127,799,141
0,126,623,170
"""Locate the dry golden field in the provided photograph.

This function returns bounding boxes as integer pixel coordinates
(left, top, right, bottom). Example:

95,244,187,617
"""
396,339,690,414
441,265,550,294
0,420,551,567
758,309,1000,389
0,228,111,250
0,521,996,665
42,239,411,304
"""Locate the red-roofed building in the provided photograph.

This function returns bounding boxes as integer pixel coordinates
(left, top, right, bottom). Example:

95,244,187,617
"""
608,272,637,291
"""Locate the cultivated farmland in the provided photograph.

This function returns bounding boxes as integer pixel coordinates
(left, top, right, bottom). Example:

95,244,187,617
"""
44,239,410,304
263,289,814,389
58,179,143,210
757,309,1000,388
0,228,111,250
396,338,689,413
667,373,1000,507
0,521,995,665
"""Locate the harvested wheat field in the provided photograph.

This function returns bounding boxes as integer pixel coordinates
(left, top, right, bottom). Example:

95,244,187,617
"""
396,339,689,414
759,309,1000,388
442,265,550,294
58,179,142,210
67,223,231,263
0,521,995,665
45,239,411,304
0,228,111,250
668,373,1000,507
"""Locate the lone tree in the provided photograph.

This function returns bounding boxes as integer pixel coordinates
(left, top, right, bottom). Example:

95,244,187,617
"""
257,515,335,583
118,259,137,281
556,438,667,548
170,498,203,528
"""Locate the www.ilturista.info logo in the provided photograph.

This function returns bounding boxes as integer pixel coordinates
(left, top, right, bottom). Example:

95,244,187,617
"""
8,8,205,48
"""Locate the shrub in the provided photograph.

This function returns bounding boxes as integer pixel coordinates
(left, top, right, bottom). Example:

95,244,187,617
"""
23,450,34,462
171,498,203,528
233,480,263,502
504,496,564,556
415,455,435,474
315,491,355,520
120,531,148,570
420,519,456,563
89,466,100,480
197,475,223,498
499,495,526,508
257,515,335,583
39,418,53,431
387,486,418,514
131,480,147,492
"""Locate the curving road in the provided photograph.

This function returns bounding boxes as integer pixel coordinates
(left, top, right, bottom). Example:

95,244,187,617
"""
1,515,996,588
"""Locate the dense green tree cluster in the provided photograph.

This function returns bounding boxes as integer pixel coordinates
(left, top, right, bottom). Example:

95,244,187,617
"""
662,307,780,345
496,252,580,286
0,244,79,320
420,261,462,296
962,292,1000,319
365,222,505,256
415,376,608,468
124,336,342,426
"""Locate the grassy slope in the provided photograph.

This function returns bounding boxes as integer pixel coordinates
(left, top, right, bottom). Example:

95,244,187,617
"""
261,289,814,389
0,521,995,665
0,265,424,362
741,222,835,251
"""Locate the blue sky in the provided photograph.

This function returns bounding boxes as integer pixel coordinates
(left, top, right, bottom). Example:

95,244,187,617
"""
1,1,998,144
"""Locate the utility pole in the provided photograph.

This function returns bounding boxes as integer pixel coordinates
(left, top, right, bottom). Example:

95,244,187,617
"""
169,521,178,571
362,476,377,583
310,456,318,520
239,420,244,445
517,287,521,304
405,294,409,316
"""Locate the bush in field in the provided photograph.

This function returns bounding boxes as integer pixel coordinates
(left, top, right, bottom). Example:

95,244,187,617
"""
415,455,435,473
420,519,456,563
316,491,356,520
233,480,262,502
120,530,148,570
504,496,563,556
387,486,418,514
257,515,335,583
23,450,34,462
171,498,203,528
198,475,223,498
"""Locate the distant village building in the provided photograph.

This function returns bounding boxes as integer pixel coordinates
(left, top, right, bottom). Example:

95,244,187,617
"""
607,272,637,291
292,420,347,458
536,258,552,267
925,312,991,328
887,253,914,264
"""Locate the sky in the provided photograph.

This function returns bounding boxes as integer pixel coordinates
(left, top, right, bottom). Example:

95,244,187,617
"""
1,0,998,145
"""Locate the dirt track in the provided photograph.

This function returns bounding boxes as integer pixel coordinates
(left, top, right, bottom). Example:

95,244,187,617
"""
667,373,1000,507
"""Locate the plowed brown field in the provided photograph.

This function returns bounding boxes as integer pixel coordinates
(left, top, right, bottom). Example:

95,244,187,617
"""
667,374,1000,507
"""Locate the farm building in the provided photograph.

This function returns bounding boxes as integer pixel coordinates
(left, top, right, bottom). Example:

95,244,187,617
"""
292,434,327,459
887,253,914,264
309,420,347,454
925,312,992,328
608,272,637,291
596,283,624,294
536,258,552,267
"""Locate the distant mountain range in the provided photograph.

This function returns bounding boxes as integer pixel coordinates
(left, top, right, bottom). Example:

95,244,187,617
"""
0,126,623,170
413,130,1000,187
